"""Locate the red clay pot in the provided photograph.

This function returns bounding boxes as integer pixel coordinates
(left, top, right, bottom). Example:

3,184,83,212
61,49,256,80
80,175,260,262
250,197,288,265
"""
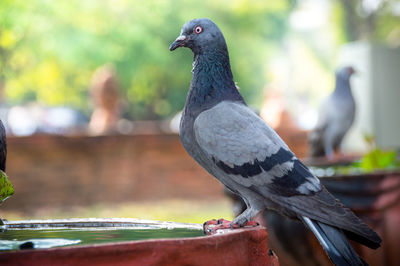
0,219,279,266
263,170,400,266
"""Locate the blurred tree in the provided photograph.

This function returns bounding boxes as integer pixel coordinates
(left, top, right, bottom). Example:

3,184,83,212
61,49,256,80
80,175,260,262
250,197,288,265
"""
285,0,400,113
0,0,296,120
336,0,400,43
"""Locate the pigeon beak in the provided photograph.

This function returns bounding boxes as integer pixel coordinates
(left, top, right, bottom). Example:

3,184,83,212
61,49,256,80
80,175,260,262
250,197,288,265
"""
169,35,187,51
348,67,356,75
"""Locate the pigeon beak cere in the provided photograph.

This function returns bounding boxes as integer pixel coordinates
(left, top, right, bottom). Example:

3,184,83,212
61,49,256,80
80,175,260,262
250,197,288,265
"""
169,35,187,51
348,67,356,75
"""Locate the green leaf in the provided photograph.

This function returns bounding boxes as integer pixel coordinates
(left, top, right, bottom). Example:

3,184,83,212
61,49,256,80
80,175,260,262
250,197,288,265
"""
0,170,14,203
356,148,398,172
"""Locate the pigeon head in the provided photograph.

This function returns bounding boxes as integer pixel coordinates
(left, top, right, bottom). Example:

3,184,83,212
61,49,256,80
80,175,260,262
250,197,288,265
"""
336,66,355,81
169,18,227,55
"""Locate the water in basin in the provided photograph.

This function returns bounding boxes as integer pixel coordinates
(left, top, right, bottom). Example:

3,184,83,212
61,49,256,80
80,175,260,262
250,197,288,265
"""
0,218,204,251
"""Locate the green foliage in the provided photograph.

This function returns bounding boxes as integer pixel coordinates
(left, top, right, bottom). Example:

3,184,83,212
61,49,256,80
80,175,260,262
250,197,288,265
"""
351,134,400,172
354,148,399,172
0,170,13,203
311,149,400,177
0,0,294,119
312,134,400,176
326,135,399,176
335,0,400,43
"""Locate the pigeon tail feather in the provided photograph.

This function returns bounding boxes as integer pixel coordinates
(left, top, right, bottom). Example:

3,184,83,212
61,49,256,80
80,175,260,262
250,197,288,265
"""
301,216,368,266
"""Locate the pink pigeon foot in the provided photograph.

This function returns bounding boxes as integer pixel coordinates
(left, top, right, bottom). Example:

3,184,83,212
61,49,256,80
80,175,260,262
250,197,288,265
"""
203,218,259,235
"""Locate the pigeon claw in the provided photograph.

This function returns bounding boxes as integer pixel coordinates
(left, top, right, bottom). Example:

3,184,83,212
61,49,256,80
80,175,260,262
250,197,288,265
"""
203,218,259,235
242,220,259,227
203,219,218,227
217,218,231,224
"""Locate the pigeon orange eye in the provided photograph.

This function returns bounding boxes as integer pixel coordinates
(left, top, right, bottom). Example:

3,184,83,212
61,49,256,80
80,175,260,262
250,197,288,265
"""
194,26,202,34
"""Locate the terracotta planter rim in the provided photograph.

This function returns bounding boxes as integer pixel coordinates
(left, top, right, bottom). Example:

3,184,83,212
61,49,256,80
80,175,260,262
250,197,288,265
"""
0,219,274,265
2,218,202,231
319,169,400,179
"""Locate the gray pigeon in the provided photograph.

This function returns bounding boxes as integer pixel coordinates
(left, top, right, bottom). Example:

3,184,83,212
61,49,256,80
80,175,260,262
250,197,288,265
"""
0,120,6,172
170,18,380,265
309,67,356,158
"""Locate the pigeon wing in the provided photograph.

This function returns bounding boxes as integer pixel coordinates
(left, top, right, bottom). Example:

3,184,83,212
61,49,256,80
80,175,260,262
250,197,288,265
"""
194,101,381,247
193,101,321,196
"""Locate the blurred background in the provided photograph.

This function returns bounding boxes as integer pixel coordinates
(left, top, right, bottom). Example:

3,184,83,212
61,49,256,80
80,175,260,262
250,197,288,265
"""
0,0,399,230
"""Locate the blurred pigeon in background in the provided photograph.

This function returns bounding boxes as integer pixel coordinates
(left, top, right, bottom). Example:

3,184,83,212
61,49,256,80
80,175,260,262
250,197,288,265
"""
170,18,380,265
309,67,356,158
